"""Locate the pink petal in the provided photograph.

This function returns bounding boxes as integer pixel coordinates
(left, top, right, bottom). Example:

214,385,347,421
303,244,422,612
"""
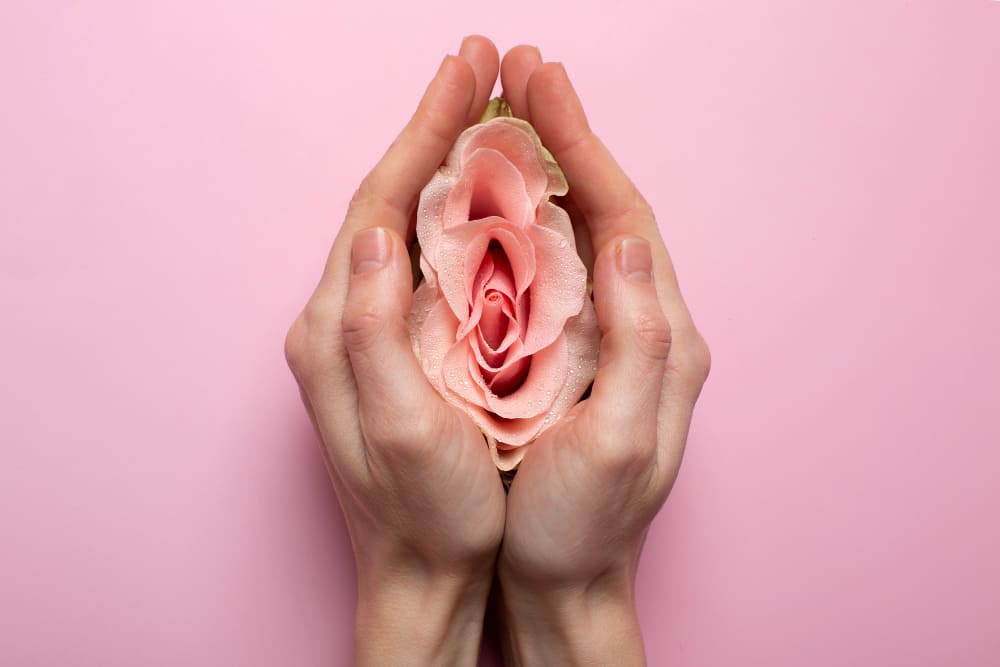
436,218,535,326
471,330,524,373
475,299,600,454
415,171,456,273
408,280,442,359
537,298,600,427
534,199,575,240
479,290,508,352
487,437,528,472
466,408,549,448
443,148,533,228
518,219,588,356
482,247,516,299
487,355,531,397
473,289,519,368
459,118,567,205
415,118,568,276
462,253,495,337
442,339,488,410
482,332,567,419
459,242,516,340
415,297,461,395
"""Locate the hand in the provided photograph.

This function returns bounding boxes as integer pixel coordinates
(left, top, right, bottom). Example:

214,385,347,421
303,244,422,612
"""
493,47,712,666
284,36,506,666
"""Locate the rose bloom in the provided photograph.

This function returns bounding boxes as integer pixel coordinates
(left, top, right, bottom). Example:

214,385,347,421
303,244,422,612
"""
409,114,600,470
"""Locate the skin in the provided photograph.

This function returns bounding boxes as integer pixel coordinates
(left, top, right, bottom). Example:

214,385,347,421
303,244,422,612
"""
284,36,710,667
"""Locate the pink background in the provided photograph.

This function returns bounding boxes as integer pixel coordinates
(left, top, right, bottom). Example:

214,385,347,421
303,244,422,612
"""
2,1,998,665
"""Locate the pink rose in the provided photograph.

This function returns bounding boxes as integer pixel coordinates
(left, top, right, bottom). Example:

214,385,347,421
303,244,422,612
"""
409,114,600,470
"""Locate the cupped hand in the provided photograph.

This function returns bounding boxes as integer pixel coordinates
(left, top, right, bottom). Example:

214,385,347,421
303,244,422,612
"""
494,47,712,666
284,36,506,666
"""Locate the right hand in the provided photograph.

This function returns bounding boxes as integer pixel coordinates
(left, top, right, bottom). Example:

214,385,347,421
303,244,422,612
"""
494,46,712,666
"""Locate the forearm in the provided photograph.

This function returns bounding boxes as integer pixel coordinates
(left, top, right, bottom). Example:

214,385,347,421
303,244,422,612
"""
354,566,491,667
496,574,646,667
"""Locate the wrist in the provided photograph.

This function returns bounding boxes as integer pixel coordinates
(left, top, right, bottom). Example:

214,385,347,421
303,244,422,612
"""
496,566,646,666
354,555,493,667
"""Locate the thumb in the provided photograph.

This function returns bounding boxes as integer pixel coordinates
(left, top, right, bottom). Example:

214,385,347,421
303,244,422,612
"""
341,227,438,444
585,236,672,463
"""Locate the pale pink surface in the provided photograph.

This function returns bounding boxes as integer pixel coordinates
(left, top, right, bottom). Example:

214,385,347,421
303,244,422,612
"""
1,2,998,666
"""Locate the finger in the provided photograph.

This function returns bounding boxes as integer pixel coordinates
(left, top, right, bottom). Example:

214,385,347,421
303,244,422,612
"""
584,236,671,467
340,227,443,453
525,62,704,360
526,62,652,253
308,52,476,336
459,35,500,125
348,54,477,239
500,45,542,122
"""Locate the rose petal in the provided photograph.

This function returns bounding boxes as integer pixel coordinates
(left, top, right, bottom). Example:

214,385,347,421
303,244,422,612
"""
415,171,455,273
410,117,601,467
417,297,461,394
437,218,535,326
517,221,588,356
549,298,600,422
488,437,528,472
415,119,568,276
442,341,488,410
466,409,549,448
444,148,533,228
479,290,508,351
474,298,600,452
409,280,441,358
463,333,567,420
471,330,524,373
482,247,516,299
487,355,531,397
459,118,567,205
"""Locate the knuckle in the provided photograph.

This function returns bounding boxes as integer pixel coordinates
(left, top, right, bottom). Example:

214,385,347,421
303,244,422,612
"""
283,313,309,374
690,332,712,384
363,404,441,460
586,415,657,474
596,432,656,474
599,196,657,234
340,300,387,354
284,301,346,382
632,310,672,362
634,197,656,223
669,330,712,400
347,182,372,217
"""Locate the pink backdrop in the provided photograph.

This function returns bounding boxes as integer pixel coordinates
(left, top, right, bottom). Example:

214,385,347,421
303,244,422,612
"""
2,1,998,665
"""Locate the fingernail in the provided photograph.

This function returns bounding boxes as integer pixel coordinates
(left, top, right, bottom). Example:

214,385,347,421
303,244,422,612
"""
352,227,389,275
617,238,652,283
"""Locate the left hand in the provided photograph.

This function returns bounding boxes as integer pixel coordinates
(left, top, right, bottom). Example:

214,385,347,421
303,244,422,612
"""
284,36,506,666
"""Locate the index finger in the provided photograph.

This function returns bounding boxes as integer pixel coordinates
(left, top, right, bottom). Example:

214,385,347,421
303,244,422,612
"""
525,62,655,255
525,61,704,355
347,54,477,239
349,36,500,239
313,42,498,302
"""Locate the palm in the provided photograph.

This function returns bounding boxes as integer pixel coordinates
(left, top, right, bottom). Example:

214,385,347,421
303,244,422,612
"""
413,402,508,543
500,407,654,582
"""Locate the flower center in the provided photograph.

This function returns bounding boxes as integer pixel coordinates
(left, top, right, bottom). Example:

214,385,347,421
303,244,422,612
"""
480,290,508,350
473,241,531,397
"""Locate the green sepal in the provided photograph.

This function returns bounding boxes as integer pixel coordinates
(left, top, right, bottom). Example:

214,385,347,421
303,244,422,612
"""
479,97,513,123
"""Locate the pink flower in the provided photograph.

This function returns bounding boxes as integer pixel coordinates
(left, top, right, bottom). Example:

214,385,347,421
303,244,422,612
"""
409,115,600,470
